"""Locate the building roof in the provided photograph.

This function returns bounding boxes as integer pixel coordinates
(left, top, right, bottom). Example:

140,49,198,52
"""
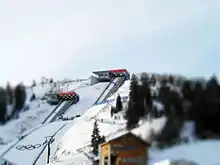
92,70,110,75
92,69,129,76
100,131,150,147
58,91,76,96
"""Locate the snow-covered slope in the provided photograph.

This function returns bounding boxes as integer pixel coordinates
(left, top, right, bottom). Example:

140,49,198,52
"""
48,81,166,165
62,82,109,118
149,140,220,165
0,81,87,145
1,122,67,165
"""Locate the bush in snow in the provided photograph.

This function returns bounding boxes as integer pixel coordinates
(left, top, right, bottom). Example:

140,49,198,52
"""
110,106,116,117
30,93,36,101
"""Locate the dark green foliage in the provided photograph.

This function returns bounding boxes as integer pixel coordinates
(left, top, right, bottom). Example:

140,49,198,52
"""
116,95,123,112
136,85,145,118
126,73,154,129
125,74,139,129
156,115,182,148
30,93,36,101
49,78,53,84
168,75,174,85
181,80,193,101
0,88,7,124
110,106,116,117
140,73,152,116
14,83,26,111
129,74,139,101
32,80,36,87
91,121,106,156
6,82,13,105
150,74,156,86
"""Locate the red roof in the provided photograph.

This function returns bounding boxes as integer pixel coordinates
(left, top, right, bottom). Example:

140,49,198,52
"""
109,69,127,73
58,92,76,96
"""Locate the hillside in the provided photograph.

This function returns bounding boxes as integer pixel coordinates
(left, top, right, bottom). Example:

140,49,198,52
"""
0,72,220,165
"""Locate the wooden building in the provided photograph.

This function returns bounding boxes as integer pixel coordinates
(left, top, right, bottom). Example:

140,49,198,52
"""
99,132,149,165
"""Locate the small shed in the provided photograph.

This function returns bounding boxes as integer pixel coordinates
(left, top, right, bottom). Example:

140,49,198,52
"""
99,131,149,165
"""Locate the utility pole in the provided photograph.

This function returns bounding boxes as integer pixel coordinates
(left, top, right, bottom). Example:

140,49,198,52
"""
46,143,51,164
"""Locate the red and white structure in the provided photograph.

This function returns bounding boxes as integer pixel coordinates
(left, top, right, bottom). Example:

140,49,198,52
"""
57,91,79,102
91,69,130,84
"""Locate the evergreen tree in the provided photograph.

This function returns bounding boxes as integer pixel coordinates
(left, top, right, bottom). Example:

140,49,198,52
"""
168,75,174,85
14,83,26,112
150,74,156,86
136,85,145,118
30,93,36,101
125,74,139,129
140,73,152,116
49,78,53,84
116,94,123,112
128,74,138,102
0,87,7,124
110,106,116,117
181,80,193,101
91,121,105,156
6,82,13,105
32,80,36,87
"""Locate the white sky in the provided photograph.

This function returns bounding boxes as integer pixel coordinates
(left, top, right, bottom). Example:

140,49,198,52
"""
0,0,220,85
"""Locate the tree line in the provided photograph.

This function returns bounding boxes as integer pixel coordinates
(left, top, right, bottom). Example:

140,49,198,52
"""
124,73,220,146
0,82,26,124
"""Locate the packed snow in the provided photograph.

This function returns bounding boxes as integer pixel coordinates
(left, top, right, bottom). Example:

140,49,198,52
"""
2,122,67,165
62,82,109,118
1,77,219,165
0,81,87,145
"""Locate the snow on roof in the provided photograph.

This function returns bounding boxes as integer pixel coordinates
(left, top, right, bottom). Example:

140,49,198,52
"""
105,117,166,145
150,140,220,165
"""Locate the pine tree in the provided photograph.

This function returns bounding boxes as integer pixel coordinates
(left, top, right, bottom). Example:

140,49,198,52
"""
129,74,138,102
140,73,152,117
168,75,174,85
181,80,193,101
136,85,145,118
6,82,14,105
116,94,123,112
110,106,116,117
0,87,7,124
91,121,105,156
49,78,53,84
125,74,139,129
32,80,36,87
14,83,26,112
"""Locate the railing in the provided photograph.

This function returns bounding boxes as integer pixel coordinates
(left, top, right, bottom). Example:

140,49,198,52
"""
41,101,63,124
103,76,126,100
93,77,116,105
49,101,74,123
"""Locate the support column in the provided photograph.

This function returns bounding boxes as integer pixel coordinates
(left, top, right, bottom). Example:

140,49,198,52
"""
143,151,147,165
99,154,105,165
99,147,105,165
116,156,120,165
107,144,111,165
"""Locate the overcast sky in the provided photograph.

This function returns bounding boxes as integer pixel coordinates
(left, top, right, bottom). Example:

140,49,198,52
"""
0,0,220,85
